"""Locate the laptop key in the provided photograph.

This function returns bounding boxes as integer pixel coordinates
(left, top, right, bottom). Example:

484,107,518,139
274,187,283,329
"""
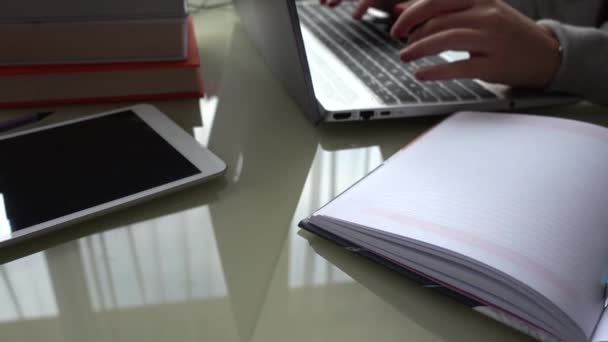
418,56,496,99
365,79,387,95
443,80,478,100
358,72,375,85
402,62,417,74
385,81,415,101
375,89,398,104
425,83,459,102
458,79,498,99
395,79,436,102
425,55,447,65
392,89,418,103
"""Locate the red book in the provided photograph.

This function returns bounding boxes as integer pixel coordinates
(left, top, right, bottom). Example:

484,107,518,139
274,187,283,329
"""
0,17,203,109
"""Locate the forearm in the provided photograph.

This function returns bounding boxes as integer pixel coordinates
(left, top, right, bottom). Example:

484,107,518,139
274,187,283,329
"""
539,20,608,104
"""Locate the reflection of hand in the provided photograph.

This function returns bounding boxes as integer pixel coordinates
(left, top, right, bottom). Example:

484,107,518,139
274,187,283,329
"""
320,0,408,19
392,0,562,88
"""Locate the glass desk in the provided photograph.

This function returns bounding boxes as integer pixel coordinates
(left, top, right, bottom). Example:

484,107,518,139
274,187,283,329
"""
1,5,606,342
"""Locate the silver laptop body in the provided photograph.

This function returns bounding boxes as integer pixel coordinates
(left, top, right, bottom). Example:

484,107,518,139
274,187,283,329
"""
234,0,577,124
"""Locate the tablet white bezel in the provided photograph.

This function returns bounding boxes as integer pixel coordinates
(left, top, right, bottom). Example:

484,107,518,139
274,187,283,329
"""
0,103,226,248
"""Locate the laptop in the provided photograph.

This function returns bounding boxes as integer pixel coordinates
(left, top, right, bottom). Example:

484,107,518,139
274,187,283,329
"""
234,0,578,124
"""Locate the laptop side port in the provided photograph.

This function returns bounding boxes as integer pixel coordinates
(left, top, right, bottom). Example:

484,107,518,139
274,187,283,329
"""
360,110,374,120
380,111,391,116
333,112,352,120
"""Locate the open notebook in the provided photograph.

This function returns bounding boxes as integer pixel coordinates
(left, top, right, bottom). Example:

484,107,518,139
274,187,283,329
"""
299,111,608,342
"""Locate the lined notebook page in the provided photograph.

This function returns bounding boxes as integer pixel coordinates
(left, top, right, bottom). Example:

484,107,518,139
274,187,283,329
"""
316,112,608,338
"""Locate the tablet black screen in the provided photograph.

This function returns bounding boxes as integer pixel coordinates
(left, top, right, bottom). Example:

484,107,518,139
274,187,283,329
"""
0,111,200,232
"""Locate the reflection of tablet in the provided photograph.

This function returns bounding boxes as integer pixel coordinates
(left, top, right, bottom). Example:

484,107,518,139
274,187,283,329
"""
0,104,226,247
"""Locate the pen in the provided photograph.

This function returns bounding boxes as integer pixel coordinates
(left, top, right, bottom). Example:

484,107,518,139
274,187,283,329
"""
0,111,54,134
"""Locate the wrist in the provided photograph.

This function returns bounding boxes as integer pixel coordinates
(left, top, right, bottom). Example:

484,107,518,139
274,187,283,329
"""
537,23,563,88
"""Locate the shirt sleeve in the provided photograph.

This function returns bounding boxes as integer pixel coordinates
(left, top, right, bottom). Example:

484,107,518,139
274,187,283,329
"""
539,19,608,104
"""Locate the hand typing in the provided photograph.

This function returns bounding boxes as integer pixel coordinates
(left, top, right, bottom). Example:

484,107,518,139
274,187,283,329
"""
321,0,562,89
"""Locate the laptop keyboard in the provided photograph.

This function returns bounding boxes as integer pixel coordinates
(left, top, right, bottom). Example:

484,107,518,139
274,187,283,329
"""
297,2,497,104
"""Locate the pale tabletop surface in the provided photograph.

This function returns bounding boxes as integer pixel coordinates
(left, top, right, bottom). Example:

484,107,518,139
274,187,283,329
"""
1,5,607,342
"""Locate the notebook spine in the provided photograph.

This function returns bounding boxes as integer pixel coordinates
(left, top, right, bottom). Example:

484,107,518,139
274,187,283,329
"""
299,219,560,342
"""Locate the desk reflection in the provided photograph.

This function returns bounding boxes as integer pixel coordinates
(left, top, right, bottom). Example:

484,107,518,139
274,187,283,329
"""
0,253,58,323
203,22,319,341
288,145,384,288
0,204,238,342
77,206,227,311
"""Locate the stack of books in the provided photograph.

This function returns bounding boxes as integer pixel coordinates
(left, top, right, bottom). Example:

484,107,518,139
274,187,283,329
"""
0,0,202,108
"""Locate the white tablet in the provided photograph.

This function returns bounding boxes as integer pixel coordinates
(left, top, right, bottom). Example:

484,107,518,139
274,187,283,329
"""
0,104,226,248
